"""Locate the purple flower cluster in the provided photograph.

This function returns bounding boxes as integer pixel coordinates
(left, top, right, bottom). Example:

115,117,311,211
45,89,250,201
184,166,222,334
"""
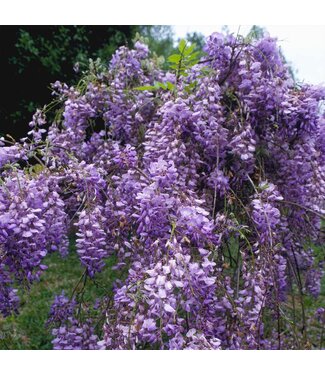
0,145,25,168
0,31,324,349
75,206,108,277
48,292,102,350
0,172,68,314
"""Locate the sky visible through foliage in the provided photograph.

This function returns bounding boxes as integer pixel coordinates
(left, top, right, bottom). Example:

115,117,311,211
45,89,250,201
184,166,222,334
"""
174,25,325,85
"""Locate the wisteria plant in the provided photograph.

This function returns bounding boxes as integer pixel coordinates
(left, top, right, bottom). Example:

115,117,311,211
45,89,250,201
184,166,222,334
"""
0,31,324,350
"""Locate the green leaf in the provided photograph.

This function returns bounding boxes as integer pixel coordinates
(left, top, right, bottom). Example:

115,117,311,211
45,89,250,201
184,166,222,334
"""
188,81,197,89
167,54,181,63
187,60,199,68
154,81,167,90
166,81,175,90
184,43,196,56
135,81,170,91
186,51,201,61
134,85,157,91
178,39,187,53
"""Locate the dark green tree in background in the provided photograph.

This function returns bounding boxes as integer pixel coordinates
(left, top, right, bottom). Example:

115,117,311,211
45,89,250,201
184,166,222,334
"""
1,26,138,138
4,25,290,140
0,25,204,139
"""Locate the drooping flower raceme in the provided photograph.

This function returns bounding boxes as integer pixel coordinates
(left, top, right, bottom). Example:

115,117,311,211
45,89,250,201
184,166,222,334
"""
0,32,324,349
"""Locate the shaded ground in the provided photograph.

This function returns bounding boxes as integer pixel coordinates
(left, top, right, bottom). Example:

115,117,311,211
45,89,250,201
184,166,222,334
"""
0,242,117,349
0,243,323,349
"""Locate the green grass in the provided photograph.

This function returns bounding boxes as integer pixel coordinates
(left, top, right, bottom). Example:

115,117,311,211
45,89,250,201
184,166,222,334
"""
0,243,117,350
0,239,323,349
